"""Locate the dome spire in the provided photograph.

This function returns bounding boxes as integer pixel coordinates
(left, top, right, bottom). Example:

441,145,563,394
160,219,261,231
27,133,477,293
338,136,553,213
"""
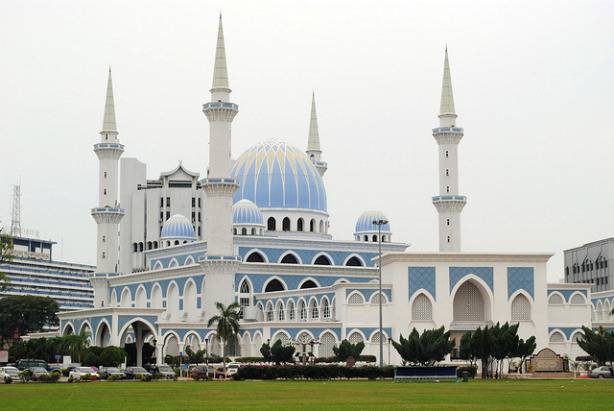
307,91,320,151
305,92,327,177
102,67,117,133
211,13,230,91
439,46,457,127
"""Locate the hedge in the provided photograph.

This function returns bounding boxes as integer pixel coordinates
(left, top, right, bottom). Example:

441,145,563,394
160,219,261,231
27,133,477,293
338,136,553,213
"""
234,365,394,380
314,355,377,364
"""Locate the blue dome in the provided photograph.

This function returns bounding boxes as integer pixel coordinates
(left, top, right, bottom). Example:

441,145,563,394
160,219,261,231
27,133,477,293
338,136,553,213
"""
233,200,264,226
354,211,391,234
231,141,327,212
161,215,196,240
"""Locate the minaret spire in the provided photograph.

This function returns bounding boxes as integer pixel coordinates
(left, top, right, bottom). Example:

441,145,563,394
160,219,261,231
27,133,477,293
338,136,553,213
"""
102,67,117,133
306,92,327,177
211,14,230,92
439,46,457,127
432,46,466,252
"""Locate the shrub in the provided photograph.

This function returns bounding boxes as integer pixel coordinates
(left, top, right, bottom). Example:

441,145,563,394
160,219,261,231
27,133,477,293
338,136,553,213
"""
456,366,477,379
4,376,13,384
100,346,127,367
107,374,121,382
333,340,365,365
67,376,74,383
138,374,152,382
314,355,376,364
234,365,394,380
151,373,163,380
234,357,265,363
19,369,32,382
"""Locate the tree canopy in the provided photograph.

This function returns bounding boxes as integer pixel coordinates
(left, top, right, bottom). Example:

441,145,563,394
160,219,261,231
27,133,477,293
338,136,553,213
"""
577,326,614,366
333,339,365,365
391,326,454,366
0,295,59,343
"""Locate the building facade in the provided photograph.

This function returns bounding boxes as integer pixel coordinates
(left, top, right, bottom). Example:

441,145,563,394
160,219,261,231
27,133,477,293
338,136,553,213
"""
58,16,591,367
564,238,613,292
1,234,94,313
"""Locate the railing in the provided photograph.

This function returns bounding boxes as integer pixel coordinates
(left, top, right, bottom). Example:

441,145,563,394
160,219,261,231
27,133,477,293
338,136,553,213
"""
0,263,93,279
432,127,464,134
93,143,124,150
432,195,467,202
202,102,239,110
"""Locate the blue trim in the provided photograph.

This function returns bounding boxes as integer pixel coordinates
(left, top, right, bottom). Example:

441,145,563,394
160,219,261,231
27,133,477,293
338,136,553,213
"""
408,267,436,300
507,267,534,299
449,267,493,294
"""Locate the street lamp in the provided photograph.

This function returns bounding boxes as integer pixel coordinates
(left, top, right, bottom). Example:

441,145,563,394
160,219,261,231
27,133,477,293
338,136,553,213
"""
373,218,388,368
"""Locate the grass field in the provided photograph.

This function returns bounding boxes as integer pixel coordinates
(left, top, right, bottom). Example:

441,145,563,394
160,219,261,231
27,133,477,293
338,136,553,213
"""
1,379,613,410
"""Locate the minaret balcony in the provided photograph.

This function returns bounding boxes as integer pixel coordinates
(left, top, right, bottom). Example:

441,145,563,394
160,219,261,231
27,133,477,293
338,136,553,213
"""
432,127,463,145
91,207,125,224
203,102,239,122
432,195,467,212
93,143,124,159
202,178,239,196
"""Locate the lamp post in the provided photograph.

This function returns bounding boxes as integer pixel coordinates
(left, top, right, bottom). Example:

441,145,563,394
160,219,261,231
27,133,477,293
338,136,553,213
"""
373,218,388,368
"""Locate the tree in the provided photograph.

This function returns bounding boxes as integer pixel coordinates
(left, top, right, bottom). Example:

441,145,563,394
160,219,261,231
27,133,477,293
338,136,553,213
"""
99,346,127,367
459,331,477,367
260,342,272,362
391,327,454,366
0,295,59,344
0,228,13,292
207,302,241,376
270,340,295,364
513,336,536,374
491,323,519,379
333,339,365,366
59,331,89,362
577,326,614,366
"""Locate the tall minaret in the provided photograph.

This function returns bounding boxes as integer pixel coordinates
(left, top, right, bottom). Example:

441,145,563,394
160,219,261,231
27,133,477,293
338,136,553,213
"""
201,15,240,314
432,47,467,252
306,92,327,177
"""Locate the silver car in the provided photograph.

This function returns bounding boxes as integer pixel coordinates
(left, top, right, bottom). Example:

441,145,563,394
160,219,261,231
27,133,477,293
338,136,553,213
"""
0,366,20,382
590,366,613,378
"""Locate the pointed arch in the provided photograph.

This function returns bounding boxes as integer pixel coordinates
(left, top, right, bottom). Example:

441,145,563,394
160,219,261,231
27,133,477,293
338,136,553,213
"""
134,285,147,308
276,300,286,321
263,276,287,293
184,255,196,265
168,258,179,268
79,320,92,338
451,276,493,323
321,296,331,319
312,252,333,266
343,254,365,267
256,302,265,322
287,299,296,321
569,292,587,305
298,298,308,321
95,319,112,347
166,281,180,320
150,283,163,309
152,261,163,270
110,288,118,307
347,291,365,305
272,330,291,344
411,292,434,321
511,292,532,322
120,287,132,307
62,322,75,336
265,301,274,322
308,297,319,320
346,330,365,344
548,292,565,305
245,249,268,263
183,279,198,319
549,330,566,343
318,331,337,357
299,277,320,289
369,291,388,304
279,251,301,264
368,329,389,343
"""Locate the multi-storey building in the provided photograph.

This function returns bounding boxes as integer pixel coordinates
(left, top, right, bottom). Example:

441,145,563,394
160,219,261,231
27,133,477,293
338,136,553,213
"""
564,238,613,292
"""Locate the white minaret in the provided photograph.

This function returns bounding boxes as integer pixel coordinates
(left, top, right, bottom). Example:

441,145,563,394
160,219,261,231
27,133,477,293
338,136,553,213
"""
432,47,467,252
201,15,240,315
90,69,125,306
306,92,327,177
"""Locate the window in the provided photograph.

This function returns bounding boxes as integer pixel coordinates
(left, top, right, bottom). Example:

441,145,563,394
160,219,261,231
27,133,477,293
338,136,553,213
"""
133,243,137,252
282,217,291,231
104,171,107,178
314,255,332,265
102,235,106,243
277,303,285,321
412,294,433,321
364,235,368,242
348,293,365,305
192,211,195,221
548,294,564,305
198,198,201,207
445,169,449,176
447,236,451,243
246,251,265,263
160,198,164,207
198,212,201,222
139,242,144,252
372,235,377,242
300,280,318,289
511,294,531,321
103,188,107,195
280,254,299,264
288,301,296,320
345,256,363,267
446,218,450,226
267,217,276,231
549,332,565,343
297,218,304,232
166,197,171,207
241,228,247,235
322,299,330,318
348,332,364,345
160,211,164,221
299,301,307,321
445,150,449,158
310,300,319,319
192,197,196,207
264,279,285,292
310,219,315,232
446,186,450,193
166,211,170,220
102,251,106,259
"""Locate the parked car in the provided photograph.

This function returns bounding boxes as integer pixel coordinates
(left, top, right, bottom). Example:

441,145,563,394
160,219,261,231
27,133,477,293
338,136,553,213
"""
150,364,176,380
16,359,48,371
98,367,125,380
123,366,151,379
29,367,49,380
226,362,241,377
590,366,613,378
190,365,213,380
0,366,20,382
69,367,99,381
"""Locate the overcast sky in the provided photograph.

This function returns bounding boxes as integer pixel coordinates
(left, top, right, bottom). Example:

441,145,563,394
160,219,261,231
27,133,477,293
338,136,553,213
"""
2,1,613,282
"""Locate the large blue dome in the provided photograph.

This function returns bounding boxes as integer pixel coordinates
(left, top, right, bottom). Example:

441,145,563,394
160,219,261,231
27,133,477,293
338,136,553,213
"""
231,141,327,212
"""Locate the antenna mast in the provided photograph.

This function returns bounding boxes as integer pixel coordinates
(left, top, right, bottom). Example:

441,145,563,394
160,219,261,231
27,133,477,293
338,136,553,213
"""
10,184,22,237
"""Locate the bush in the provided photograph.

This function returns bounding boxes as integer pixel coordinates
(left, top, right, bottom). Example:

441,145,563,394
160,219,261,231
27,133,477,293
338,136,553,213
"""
234,365,394,380
314,355,376,364
19,369,32,382
39,372,60,383
100,346,127,367
107,374,121,382
4,376,13,384
234,357,265,363
67,376,74,383
151,373,163,380
138,374,152,382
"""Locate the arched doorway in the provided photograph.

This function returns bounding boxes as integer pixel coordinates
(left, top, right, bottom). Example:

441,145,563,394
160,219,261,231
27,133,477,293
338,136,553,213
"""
119,319,158,367
96,321,112,347
453,281,487,322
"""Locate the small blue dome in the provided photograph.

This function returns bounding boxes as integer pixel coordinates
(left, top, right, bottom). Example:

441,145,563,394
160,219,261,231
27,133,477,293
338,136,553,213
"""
161,215,196,240
231,141,327,212
233,200,264,226
354,211,391,235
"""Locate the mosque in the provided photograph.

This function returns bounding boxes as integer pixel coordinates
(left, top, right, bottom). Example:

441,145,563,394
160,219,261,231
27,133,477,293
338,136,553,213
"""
58,16,592,366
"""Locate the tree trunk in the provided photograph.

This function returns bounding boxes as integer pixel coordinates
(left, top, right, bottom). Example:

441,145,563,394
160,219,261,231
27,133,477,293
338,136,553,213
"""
221,338,226,378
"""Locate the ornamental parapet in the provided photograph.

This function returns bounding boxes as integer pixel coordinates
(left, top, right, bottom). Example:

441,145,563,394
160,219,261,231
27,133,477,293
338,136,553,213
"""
202,178,238,196
432,195,467,212
93,142,124,159
200,255,241,273
432,127,464,145
91,207,125,224
203,101,239,122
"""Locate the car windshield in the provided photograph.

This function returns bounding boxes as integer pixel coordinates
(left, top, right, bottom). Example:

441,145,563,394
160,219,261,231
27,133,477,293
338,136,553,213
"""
31,367,45,372
78,367,93,373
106,368,120,372
159,366,172,372
131,367,147,372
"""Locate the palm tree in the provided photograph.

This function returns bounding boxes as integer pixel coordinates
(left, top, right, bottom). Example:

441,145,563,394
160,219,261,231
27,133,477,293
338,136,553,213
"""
207,302,240,377
60,331,89,363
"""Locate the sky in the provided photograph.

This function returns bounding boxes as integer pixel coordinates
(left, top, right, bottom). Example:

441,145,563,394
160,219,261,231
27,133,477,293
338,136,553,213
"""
1,0,613,282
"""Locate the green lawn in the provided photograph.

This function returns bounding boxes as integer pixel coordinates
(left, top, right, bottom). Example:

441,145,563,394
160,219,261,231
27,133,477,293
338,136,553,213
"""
1,379,613,410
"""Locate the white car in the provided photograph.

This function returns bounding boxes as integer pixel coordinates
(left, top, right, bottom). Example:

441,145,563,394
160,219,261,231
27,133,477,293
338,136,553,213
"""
226,363,241,376
69,367,99,380
0,366,20,382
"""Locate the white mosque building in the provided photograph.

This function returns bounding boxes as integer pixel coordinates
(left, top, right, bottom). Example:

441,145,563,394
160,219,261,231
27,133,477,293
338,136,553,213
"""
58,16,593,366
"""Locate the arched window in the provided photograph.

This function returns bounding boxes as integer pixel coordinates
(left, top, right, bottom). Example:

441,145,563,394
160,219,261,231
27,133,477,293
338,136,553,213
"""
412,294,433,321
370,331,384,344
319,332,336,357
251,228,256,235
372,235,377,242
348,293,365,305
453,281,485,322
153,241,158,249
511,294,531,321
147,241,152,250
174,240,179,246
265,302,274,322
233,228,237,235
300,279,318,289
287,300,296,320
345,256,363,267
133,243,138,252
241,228,247,235
267,217,276,231
364,235,368,242
314,255,332,265
298,300,307,321
549,332,565,343
548,294,564,305
246,251,266,263
371,292,386,305
239,280,251,316
139,242,144,252
319,220,324,233
310,219,315,232
297,218,304,232
264,279,285,292
282,217,291,231
280,254,299,264
570,294,586,305
348,332,364,344
322,299,331,319
309,299,319,319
